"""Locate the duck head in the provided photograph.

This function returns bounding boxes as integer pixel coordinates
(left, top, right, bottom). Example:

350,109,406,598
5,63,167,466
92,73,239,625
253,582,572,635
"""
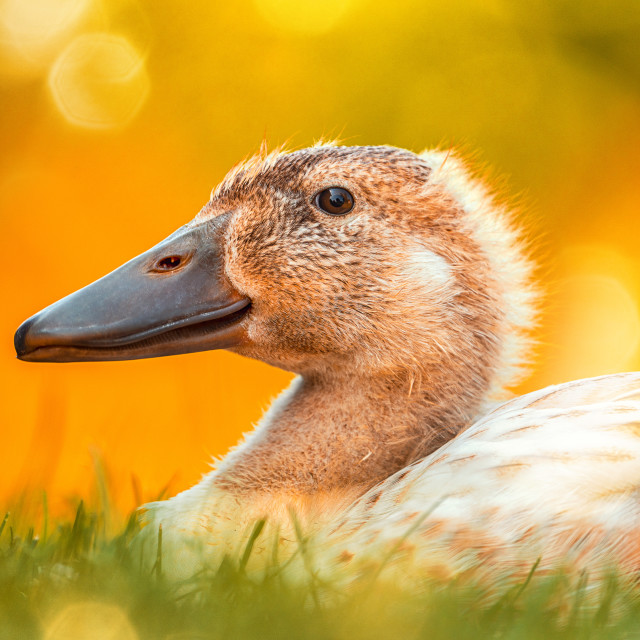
15,144,534,405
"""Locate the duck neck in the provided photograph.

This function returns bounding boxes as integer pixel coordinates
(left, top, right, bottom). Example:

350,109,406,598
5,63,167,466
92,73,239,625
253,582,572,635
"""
213,370,475,497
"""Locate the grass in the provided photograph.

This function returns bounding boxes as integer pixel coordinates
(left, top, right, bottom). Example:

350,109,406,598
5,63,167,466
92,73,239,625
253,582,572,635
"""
2,498,640,640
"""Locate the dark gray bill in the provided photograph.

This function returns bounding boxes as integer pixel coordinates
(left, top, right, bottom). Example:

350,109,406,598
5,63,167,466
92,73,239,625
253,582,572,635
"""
14,212,250,362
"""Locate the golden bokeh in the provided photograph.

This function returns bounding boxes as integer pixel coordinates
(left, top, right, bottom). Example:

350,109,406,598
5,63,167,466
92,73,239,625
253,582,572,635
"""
49,33,149,129
45,602,138,640
2,0,640,519
546,245,640,381
253,0,356,34
0,0,97,77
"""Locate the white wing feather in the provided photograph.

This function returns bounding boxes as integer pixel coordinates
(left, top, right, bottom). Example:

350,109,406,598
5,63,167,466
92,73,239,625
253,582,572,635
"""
323,372,640,584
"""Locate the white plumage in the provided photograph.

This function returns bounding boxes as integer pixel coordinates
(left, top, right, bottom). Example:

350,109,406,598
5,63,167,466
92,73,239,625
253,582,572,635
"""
323,372,640,585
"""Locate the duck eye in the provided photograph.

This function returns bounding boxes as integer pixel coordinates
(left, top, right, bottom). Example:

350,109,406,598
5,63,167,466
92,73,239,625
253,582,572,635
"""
315,187,354,215
155,255,182,271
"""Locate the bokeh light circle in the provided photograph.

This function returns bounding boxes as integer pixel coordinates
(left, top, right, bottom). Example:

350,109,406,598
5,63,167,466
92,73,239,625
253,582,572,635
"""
0,0,94,76
252,0,354,35
48,33,150,130
0,0,90,41
45,602,138,640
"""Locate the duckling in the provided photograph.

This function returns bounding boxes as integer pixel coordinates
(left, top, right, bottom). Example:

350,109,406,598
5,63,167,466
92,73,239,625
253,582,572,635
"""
14,143,640,584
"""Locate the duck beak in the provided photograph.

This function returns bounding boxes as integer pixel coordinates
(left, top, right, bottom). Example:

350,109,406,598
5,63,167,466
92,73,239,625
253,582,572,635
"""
14,213,250,363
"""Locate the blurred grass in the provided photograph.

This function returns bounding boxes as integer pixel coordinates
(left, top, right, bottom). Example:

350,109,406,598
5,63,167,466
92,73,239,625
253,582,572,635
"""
2,497,640,640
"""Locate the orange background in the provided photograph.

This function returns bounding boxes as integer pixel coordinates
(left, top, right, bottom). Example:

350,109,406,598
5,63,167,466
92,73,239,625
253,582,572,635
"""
2,0,640,517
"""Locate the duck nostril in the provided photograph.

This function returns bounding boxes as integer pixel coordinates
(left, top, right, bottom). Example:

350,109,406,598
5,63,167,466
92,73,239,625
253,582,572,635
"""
155,255,183,271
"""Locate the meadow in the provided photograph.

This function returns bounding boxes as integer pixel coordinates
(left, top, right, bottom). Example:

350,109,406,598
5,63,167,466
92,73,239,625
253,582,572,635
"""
3,496,640,640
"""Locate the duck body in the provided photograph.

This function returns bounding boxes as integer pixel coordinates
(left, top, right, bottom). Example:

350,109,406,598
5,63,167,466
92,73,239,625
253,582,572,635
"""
324,371,640,585
13,142,640,586
138,371,640,585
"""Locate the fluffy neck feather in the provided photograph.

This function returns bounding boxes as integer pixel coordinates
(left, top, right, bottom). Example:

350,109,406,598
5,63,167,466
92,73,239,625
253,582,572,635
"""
213,366,486,496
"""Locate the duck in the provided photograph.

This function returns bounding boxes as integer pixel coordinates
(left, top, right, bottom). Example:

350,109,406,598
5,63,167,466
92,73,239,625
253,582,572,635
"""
14,142,640,587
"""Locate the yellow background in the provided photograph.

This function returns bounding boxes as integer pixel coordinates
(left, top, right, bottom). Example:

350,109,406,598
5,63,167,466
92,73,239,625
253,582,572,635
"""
2,0,640,517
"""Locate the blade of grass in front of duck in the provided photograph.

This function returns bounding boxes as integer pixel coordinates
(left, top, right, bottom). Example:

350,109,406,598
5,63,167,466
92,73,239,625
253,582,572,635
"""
65,500,85,558
511,557,541,604
239,518,266,572
0,512,8,540
568,570,590,629
289,507,322,607
154,524,163,579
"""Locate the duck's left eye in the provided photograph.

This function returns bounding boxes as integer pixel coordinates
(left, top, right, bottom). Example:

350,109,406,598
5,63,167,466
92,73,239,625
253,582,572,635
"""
315,187,354,215
154,256,182,271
